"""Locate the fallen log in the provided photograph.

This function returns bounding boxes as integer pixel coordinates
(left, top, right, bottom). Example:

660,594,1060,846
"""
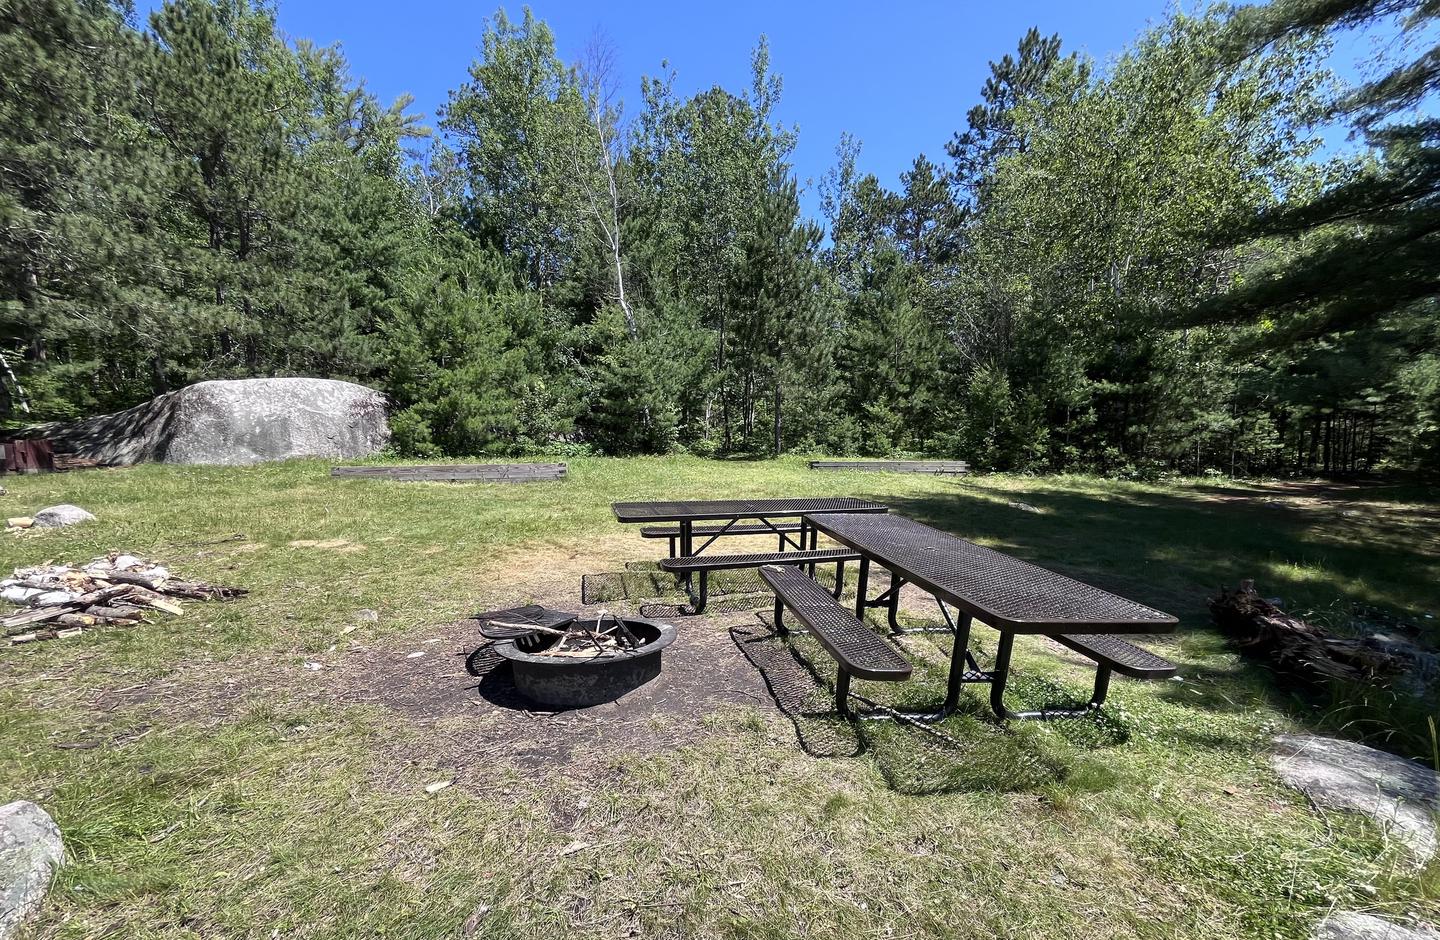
1210,580,1415,684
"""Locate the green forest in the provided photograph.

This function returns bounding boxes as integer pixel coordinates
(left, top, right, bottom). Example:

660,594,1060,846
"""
1,0,1436,474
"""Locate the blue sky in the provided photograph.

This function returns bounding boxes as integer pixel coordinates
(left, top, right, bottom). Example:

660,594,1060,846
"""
139,1,1411,220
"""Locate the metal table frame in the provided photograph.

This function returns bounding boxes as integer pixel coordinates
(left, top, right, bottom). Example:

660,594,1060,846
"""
805,512,1177,720
613,498,889,586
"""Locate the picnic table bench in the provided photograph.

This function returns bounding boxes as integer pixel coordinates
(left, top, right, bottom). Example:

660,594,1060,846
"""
761,564,912,715
640,521,804,558
793,512,1177,720
613,498,888,612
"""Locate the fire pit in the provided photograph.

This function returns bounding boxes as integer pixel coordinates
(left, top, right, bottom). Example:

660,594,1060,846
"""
477,606,677,708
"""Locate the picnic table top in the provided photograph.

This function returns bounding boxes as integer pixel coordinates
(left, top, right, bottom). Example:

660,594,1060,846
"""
805,512,1177,634
613,497,888,524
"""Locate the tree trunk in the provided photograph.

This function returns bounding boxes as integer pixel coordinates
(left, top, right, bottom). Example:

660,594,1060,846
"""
0,352,31,416
773,379,782,457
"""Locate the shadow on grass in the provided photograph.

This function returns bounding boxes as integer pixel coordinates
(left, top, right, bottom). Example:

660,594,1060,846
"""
730,622,1142,794
864,482,1437,627
857,482,1440,762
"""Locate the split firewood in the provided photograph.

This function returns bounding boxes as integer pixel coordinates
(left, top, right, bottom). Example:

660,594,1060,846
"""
160,580,248,601
2,605,79,630
3,551,245,647
123,588,184,616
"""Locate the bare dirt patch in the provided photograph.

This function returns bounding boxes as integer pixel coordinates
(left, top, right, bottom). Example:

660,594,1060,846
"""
288,538,365,552
313,534,780,784
325,599,773,784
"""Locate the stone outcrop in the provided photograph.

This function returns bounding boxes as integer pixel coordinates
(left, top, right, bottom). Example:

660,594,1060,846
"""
24,378,389,466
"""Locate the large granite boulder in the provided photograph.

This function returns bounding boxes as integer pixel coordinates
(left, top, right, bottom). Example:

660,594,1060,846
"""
0,801,63,939
24,378,389,466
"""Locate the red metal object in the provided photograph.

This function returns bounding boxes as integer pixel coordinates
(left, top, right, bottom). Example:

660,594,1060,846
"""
2,439,55,474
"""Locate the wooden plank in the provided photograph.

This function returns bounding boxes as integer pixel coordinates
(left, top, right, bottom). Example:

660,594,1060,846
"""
331,464,567,483
808,460,969,475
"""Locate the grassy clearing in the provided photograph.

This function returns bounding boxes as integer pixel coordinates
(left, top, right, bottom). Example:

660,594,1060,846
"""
0,457,1437,939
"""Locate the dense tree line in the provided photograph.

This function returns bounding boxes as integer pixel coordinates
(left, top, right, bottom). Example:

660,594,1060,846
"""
1,0,1434,473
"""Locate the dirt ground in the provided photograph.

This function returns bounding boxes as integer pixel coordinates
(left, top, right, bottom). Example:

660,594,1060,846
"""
316,536,802,788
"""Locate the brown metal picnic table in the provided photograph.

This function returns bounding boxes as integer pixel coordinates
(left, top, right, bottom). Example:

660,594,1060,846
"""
805,512,1177,719
612,497,888,561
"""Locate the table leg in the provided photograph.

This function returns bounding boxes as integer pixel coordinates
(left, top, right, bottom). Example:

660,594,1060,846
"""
854,557,870,619
988,632,1108,720
807,520,819,576
945,614,973,712
680,520,693,593
989,631,1016,720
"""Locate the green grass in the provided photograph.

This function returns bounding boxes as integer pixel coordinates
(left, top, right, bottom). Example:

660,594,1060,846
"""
0,457,1437,938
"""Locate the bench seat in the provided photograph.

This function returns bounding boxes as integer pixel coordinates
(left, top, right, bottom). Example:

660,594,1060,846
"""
990,631,1178,720
761,564,911,715
641,522,804,557
659,549,859,614
659,548,858,573
1051,634,1177,680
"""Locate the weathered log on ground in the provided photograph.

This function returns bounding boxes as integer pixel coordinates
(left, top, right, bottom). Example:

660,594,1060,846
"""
1210,580,1416,684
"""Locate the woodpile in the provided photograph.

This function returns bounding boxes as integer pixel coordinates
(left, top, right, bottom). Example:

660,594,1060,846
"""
1210,580,1428,685
2,552,246,646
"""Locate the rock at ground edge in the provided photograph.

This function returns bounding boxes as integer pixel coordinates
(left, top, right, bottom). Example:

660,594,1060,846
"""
1315,911,1440,939
0,800,63,939
1273,734,1440,862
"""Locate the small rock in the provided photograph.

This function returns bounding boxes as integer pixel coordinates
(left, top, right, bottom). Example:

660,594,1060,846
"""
303,662,323,671
32,505,96,528
0,800,64,940
1006,501,1042,514
1273,734,1440,863
424,780,452,795
5,517,32,529
460,904,491,936
0,485,8,496
1314,911,1440,939
354,609,378,623
407,651,425,659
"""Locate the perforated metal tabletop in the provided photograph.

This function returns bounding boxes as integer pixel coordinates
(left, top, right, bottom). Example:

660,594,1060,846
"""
613,497,888,523
806,512,1177,634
